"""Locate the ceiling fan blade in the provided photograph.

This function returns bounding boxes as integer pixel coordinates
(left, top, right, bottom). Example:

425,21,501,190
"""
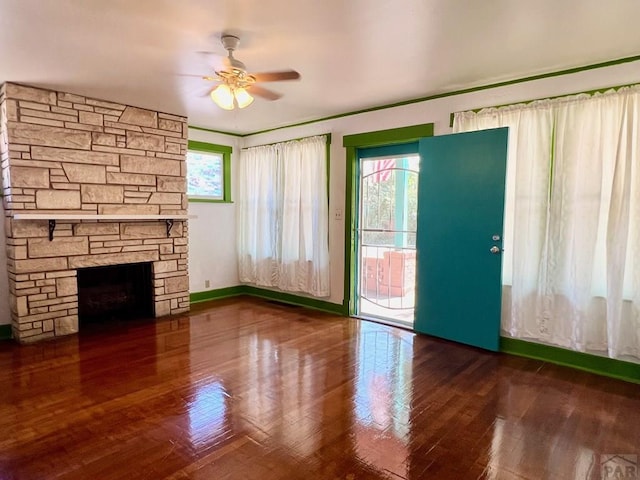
252,70,301,82
176,73,219,83
177,73,208,78
247,85,282,101
198,86,216,97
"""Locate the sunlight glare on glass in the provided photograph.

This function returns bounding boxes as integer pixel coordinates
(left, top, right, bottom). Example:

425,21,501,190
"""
187,151,224,199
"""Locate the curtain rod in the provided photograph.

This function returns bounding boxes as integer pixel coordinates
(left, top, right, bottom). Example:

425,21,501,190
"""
449,81,640,127
241,133,332,150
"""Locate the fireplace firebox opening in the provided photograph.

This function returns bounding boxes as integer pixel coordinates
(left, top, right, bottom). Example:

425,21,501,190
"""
77,262,153,324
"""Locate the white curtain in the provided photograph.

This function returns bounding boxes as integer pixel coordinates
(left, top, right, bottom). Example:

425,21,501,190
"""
237,135,330,297
454,86,640,361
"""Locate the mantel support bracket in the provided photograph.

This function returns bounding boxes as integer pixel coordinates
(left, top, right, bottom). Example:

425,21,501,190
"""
44,218,180,240
48,220,56,241
165,219,174,238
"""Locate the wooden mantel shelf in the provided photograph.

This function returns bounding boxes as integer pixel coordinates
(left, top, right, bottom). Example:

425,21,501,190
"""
12,214,195,220
11,214,197,240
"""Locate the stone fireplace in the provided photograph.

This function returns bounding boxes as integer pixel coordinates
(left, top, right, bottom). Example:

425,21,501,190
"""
0,83,190,342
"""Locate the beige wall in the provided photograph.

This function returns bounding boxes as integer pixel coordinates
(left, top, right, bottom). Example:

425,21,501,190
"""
187,128,241,292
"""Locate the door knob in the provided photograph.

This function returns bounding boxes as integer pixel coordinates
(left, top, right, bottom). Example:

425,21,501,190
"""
490,245,501,254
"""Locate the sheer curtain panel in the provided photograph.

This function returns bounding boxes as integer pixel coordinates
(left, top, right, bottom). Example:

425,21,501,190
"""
237,135,330,297
454,86,640,361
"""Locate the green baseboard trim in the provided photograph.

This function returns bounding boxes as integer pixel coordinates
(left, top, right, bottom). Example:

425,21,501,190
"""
189,286,246,304
241,286,346,316
189,285,347,316
500,337,640,384
0,324,12,340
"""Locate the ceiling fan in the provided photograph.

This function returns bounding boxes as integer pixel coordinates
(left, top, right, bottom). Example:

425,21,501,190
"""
204,34,300,110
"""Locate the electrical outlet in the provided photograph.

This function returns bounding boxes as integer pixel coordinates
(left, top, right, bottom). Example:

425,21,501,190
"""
205,280,210,288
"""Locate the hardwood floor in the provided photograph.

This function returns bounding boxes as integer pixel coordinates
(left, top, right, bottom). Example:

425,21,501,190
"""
0,296,638,479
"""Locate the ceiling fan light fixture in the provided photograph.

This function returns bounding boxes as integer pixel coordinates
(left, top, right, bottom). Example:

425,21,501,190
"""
234,87,254,109
211,84,234,110
205,34,298,110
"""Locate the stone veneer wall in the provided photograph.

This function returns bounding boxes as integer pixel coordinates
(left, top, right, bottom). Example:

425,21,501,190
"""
0,83,189,342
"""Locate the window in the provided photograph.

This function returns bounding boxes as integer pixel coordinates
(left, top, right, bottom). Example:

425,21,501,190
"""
187,141,232,202
236,135,330,297
453,84,640,361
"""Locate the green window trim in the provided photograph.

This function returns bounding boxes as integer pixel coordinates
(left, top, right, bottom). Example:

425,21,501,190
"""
187,140,233,203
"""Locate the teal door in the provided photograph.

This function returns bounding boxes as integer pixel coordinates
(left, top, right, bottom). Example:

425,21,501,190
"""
414,128,508,351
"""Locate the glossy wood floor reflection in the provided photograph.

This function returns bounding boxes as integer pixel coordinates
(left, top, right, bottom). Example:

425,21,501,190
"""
1,297,639,479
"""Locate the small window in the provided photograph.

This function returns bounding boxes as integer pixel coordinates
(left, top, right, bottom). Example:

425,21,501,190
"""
187,150,224,199
187,141,232,203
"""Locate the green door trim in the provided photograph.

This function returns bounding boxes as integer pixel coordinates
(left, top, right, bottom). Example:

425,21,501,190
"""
342,123,434,315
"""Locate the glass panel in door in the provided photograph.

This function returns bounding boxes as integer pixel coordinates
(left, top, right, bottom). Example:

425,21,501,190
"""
357,153,419,327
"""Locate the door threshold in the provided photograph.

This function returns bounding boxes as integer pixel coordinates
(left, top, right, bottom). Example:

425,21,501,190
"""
354,314,414,332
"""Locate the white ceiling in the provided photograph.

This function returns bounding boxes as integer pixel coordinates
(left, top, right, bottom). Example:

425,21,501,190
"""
1,0,640,135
